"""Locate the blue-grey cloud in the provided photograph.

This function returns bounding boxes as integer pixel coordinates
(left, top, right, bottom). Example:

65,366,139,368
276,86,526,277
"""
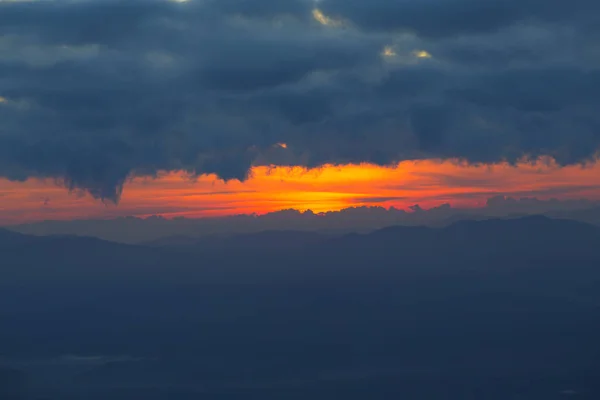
319,0,599,37
0,0,599,200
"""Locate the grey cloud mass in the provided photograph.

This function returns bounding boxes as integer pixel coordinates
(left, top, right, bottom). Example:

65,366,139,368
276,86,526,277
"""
0,0,599,200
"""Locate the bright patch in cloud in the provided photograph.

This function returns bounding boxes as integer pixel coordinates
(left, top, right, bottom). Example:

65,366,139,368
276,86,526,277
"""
413,50,432,59
382,46,396,57
312,8,343,27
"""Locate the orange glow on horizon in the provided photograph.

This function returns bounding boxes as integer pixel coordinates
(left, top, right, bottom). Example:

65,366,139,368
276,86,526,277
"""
1,158,600,224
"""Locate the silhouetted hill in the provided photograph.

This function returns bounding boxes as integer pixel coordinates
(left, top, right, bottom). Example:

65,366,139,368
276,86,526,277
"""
3,215,600,283
550,205,600,226
446,214,598,235
8,197,600,244
143,215,600,258
0,232,177,286
142,234,205,247
0,228,36,248
0,229,127,252
144,230,330,252
319,215,600,268
2,216,600,398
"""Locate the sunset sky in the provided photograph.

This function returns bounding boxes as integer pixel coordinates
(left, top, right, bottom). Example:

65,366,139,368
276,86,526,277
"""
2,158,600,225
1,0,600,225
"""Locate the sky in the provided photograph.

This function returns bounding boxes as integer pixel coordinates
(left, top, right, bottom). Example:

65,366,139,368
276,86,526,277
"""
1,0,599,224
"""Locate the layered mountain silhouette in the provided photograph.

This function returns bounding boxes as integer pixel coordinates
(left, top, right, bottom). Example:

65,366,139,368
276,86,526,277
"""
8,197,600,244
143,230,330,251
0,228,36,248
2,216,600,399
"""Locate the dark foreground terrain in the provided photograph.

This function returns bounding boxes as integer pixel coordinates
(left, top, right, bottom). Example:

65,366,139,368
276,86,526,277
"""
1,216,599,399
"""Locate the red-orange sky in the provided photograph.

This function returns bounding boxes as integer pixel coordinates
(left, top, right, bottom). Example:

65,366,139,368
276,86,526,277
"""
1,158,600,225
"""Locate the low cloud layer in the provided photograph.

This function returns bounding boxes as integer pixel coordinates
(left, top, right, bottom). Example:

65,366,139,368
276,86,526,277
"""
8,196,600,244
1,0,599,200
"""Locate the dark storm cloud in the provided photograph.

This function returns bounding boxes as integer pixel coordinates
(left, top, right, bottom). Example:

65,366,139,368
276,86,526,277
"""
0,0,171,45
204,0,312,19
319,0,600,37
0,0,599,200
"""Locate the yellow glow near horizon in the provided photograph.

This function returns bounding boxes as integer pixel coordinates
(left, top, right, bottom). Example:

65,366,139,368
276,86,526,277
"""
2,158,600,224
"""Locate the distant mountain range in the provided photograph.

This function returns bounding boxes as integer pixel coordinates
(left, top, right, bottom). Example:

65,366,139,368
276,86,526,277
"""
3,214,600,263
2,216,600,399
142,229,331,251
5,196,600,244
